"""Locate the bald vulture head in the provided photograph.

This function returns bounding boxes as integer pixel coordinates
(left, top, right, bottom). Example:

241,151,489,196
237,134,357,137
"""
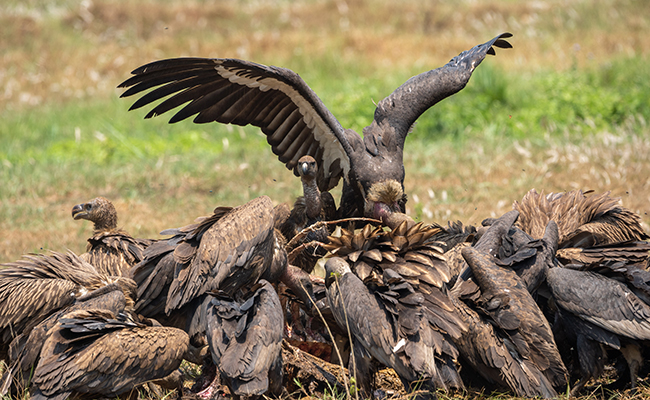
119,33,513,220
72,197,117,233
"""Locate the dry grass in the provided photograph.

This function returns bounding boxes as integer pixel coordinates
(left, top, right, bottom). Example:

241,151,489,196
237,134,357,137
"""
1,1,650,398
2,0,649,109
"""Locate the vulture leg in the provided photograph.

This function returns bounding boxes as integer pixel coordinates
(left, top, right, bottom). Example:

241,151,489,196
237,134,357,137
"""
620,342,643,391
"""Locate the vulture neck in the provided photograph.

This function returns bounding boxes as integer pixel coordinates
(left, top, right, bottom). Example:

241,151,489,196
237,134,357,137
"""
301,177,322,220
93,213,118,234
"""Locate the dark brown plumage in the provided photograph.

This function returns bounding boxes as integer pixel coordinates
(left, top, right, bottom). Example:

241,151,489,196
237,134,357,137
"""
163,196,287,313
451,211,568,396
460,245,568,389
323,221,467,396
131,196,316,332
281,155,336,273
119,34,512,219
205,280,284,398
72,197,153,276
547,265,650,395
31,308,189,400
450,295,557,398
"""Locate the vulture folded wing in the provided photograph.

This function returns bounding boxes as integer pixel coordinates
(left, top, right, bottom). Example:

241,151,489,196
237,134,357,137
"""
547,268,650,341
33,309,188,398
462,246,568,389
206,281,284,396
452,297,558,398
166,196,277,313
119,57,353,191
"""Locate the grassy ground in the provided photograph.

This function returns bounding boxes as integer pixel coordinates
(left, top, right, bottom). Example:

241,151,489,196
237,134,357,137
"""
1,0,650,398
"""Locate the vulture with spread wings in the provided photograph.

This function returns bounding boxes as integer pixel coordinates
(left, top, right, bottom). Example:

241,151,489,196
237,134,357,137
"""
119,33,512,218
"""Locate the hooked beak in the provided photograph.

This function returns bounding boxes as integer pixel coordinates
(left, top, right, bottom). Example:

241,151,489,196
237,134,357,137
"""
71,204,86,220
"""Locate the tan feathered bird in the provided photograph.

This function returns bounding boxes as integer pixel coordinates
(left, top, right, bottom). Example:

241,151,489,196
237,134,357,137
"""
72,197,153,276
31,308,189,400
0,251,136,362
513,189,650,266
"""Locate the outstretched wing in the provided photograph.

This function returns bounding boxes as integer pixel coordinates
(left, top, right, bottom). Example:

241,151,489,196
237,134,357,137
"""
373,33,513,149
119,58,353,191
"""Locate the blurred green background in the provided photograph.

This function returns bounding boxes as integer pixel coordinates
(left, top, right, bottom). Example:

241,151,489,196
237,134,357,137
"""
1,0,649,262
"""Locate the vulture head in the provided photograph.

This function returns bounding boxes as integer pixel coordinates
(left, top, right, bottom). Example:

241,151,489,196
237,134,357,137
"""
72,197,118,233
297,155,318,181
365,180,412,228
324,257,352,288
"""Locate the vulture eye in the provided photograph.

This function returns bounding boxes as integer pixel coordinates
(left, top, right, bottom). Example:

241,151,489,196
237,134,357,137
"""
85,204,92,211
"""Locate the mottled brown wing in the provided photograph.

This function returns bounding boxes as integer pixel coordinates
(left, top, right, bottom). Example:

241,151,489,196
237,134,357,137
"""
119,57,353,191
33,309,188,398
0,251,106,345
515,189,649,246
452,297,557,398
83,231,147,276
7,289,129,390
547,267,650,341
166,196,277,313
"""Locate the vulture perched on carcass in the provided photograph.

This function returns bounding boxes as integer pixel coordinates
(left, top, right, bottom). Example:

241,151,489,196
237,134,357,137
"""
72,197,153,276
450,210,568,397
118,33,512,219
322,218,467,397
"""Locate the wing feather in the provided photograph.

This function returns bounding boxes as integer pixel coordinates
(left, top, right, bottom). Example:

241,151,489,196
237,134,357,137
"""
119,58,351,191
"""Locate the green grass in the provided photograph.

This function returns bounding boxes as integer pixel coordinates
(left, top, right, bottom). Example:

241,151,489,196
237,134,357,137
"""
2,56,649,261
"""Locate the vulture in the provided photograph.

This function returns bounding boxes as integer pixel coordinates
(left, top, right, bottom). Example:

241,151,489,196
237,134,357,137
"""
450,296,557,398
129,196,315,398
450,211,568,396
322,220,467,397
204,280,284,399
546,265,650,395
131,196,314,319
72,197,153,276
513,189,650,266
0,251,136,363
280,155,337,273
31,308,190,400
1,282,134,396
118,33,513,218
